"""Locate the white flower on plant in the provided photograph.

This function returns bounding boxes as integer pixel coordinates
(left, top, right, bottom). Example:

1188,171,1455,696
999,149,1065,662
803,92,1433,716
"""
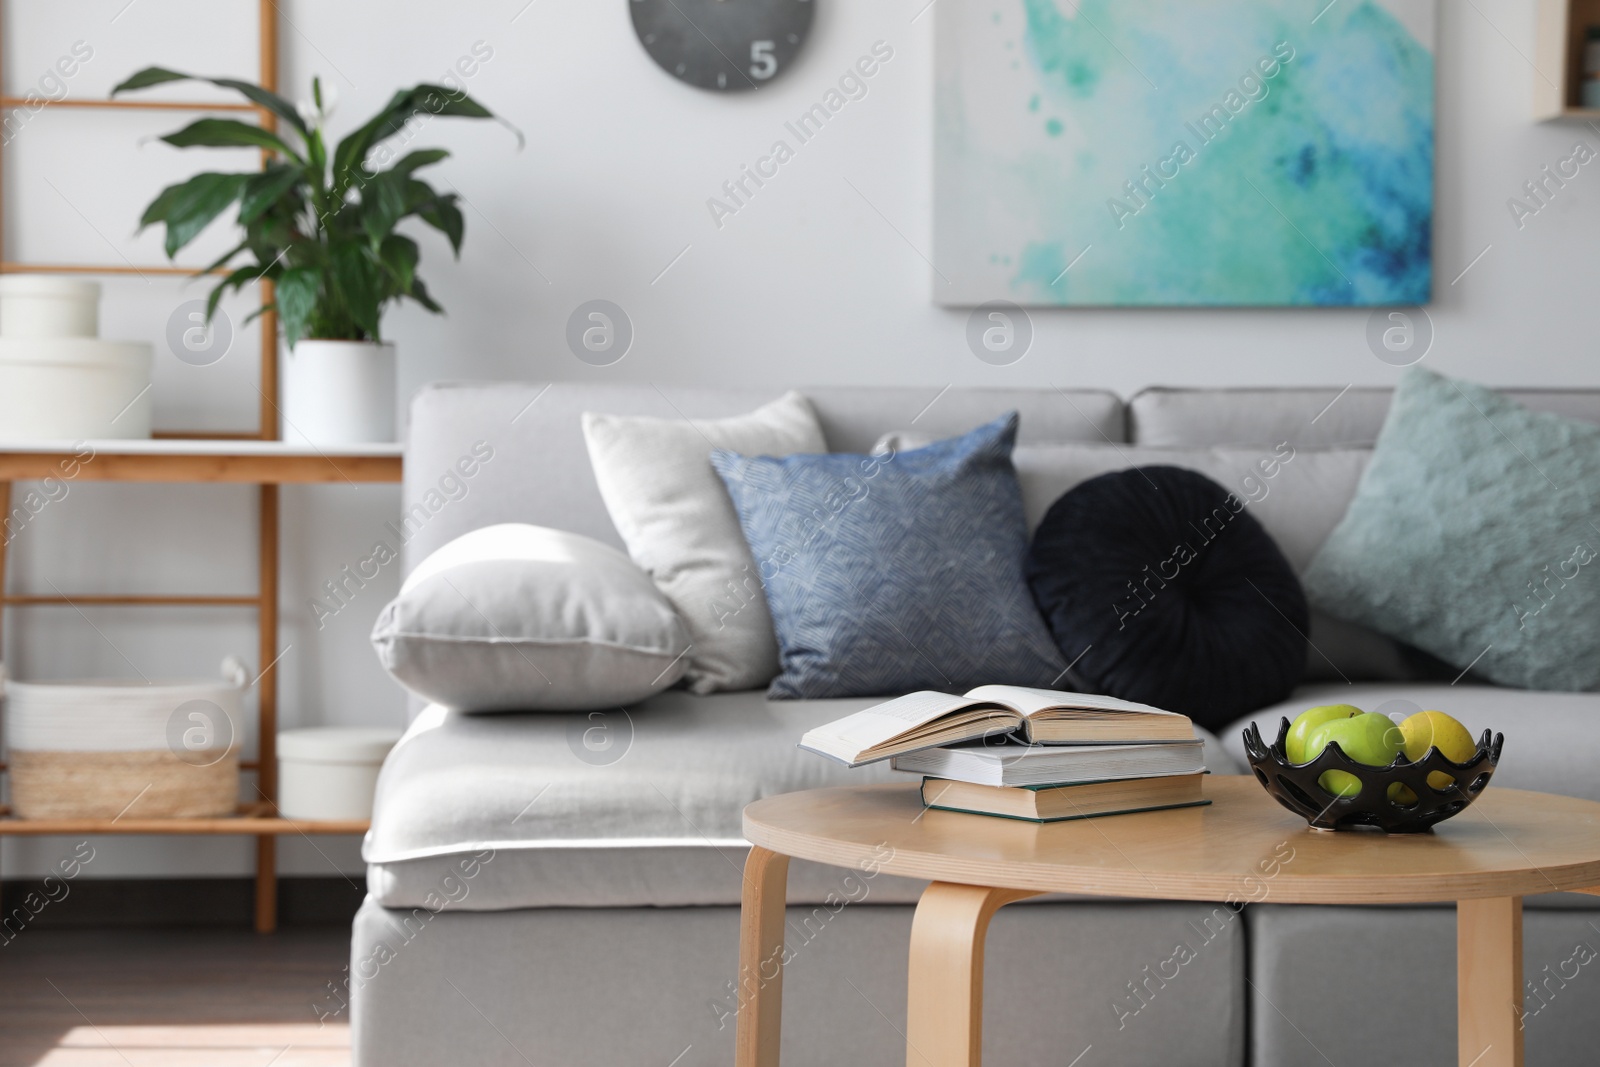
295,77,338,130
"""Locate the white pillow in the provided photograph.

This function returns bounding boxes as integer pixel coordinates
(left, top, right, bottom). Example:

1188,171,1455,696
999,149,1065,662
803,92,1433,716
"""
583,392,826,693
371,524,690,711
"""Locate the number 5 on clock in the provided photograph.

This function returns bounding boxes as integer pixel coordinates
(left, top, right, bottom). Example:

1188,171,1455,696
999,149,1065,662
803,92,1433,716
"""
750,40,777,79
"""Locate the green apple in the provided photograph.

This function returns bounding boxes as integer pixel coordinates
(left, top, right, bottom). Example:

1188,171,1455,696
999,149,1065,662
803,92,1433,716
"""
1305,712,1405,798
1285,704,1364,764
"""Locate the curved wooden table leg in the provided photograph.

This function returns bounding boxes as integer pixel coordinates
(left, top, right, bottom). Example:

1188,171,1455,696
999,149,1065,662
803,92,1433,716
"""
1458,896,1524,1067
905,882,1041,1067
736,846,790,1067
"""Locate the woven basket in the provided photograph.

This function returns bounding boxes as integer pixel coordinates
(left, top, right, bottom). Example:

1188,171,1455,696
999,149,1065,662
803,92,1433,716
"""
9,750,238,819
3,658,248,820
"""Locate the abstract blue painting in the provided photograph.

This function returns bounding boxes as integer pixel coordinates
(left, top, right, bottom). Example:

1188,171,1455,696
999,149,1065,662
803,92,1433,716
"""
934,0,1435,306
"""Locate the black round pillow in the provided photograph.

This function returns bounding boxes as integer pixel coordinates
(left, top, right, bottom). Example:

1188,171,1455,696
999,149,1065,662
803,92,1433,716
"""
1025,466,1307,732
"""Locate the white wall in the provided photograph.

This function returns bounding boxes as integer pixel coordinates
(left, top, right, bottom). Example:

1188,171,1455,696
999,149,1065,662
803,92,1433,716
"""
0,0,1592,877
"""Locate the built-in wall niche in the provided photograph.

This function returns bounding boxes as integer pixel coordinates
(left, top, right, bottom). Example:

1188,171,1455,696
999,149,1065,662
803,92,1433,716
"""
1536,0,1600,119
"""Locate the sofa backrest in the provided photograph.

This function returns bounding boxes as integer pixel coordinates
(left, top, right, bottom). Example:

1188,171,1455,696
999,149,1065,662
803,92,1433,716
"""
402,382,1125,572
1130,387,1600,446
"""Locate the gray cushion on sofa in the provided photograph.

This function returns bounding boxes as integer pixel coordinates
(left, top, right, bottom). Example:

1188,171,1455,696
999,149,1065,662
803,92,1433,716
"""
352,896,1247,1067
402,382,1126,571
1129,386,1600,448
365,689,1241,910
1248,905,1600,1067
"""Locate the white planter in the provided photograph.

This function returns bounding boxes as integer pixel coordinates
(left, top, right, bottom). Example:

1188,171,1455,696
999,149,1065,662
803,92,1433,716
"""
0,276,99,338
278,727,401,820
283,339,396,445
0,337,153,440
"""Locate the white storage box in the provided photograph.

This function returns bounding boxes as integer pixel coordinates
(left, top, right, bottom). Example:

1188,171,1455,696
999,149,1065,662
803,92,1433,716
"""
0,276,99,338
0,337,153,440
2,659,248,819
278,727,400,821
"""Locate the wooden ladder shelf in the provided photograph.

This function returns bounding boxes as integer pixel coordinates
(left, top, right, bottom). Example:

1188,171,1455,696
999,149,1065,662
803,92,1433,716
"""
0,1,402,933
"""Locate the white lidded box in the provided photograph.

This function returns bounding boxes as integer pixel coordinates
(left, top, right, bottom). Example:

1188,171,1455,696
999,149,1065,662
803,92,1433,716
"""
278,727,401,821
0,274,153,441
0,338,154,439
0,276,99,338
2,658,248,819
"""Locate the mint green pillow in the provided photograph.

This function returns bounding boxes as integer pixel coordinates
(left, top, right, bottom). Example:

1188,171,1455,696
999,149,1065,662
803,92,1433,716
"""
1303,368,1600,691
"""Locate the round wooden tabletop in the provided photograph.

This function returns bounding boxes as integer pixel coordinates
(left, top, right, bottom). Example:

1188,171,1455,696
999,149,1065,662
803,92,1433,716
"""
743,776,1600,905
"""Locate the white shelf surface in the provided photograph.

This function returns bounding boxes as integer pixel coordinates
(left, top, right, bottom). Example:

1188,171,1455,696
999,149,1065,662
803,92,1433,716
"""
0,438,403,457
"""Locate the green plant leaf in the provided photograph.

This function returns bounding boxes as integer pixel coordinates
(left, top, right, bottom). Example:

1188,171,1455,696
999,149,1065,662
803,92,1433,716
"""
194,239,249,278
239,164,303,225
360,171,414,246
332,85,508,196
331,243,382,340
161,118,302,160
377,234,419,294
159,175,256,260
390,148,450,176
276,267,320,348
112,67,309,137
138,180,189,228
205,264,277,322
408,275,443,314
111,67,191,93
416,194,465,255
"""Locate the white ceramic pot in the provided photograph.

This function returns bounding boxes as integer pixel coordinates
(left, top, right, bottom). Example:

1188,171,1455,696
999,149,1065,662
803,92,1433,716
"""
282,339,396,445
0,276,99,338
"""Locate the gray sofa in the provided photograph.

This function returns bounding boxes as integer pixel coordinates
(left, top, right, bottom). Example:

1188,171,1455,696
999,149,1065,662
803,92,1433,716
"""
351,382,1600,1066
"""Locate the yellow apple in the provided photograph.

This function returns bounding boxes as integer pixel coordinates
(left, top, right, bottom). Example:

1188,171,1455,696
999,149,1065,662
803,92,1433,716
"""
1399,710,1477,792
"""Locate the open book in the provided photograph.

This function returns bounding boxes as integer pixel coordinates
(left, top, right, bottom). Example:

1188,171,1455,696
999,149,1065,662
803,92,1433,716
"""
798,685,1193,768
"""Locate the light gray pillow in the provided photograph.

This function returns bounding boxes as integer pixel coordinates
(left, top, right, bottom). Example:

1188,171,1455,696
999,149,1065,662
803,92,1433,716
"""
371,524,690,711
583,391,826,694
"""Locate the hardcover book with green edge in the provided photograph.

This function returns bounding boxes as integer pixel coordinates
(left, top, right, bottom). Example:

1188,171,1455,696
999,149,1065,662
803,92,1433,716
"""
919,773,1211,823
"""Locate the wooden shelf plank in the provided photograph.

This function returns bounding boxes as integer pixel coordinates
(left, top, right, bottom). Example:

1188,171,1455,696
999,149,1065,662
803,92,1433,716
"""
0,803,368,836
0,95,259,112
0,441,401,483
2,594,258,606
153,430,267,440
0,261,230,276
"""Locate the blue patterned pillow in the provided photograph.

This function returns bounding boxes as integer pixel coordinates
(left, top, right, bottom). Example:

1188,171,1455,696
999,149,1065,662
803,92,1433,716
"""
710,413,1067,699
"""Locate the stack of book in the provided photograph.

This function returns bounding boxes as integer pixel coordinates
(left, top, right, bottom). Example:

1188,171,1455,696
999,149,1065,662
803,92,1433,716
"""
799,685,1208,823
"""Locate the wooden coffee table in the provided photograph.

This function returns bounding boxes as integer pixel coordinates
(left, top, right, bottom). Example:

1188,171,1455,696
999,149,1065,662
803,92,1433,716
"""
735,776,1600,1067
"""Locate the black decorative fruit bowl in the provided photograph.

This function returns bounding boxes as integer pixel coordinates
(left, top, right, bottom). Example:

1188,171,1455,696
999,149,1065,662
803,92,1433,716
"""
1243,717,1504,833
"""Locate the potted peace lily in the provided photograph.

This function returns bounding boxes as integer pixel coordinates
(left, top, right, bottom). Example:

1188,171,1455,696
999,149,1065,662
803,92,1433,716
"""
113,69,516,444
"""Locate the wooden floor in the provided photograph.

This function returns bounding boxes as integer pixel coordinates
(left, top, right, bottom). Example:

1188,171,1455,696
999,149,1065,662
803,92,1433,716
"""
0,927,351,1066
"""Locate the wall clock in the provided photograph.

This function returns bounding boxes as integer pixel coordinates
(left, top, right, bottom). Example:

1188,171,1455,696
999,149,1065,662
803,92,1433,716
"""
630,0,813,92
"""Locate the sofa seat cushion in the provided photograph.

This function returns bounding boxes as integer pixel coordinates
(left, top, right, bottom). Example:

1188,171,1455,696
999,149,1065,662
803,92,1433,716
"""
365,690,1241,910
